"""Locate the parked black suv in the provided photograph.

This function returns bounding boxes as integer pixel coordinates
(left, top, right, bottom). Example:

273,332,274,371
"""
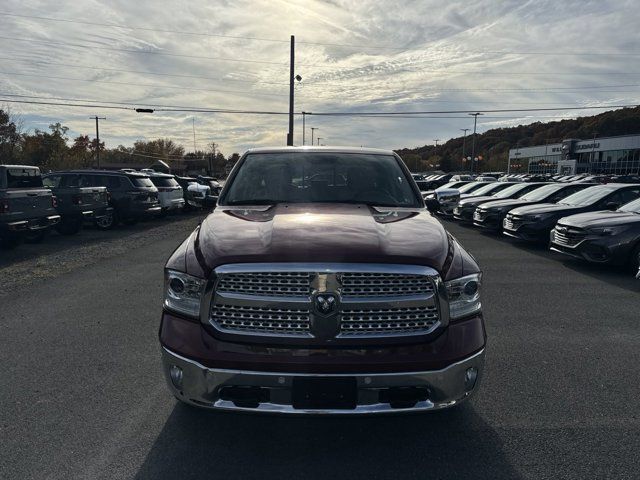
504,184,640,242
474,183,591,233
60,170,161,228
549,197,640,270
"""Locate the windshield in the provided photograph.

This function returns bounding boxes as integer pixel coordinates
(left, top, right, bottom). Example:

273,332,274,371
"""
6,168,43,188
457,182,485,194
439,181,467,190
130,177,155,188
559,186,614,206
492,183,530,199
618,198,640,213
471,183,506,196
150,177,179,188
519,184,564,202
223,152,421,207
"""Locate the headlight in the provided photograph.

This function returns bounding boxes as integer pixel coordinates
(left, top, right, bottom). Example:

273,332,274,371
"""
445,273,482,320
164,270,206,318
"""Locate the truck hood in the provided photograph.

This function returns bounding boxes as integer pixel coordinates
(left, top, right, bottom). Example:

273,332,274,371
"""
195,203,450,272
557,210,640,228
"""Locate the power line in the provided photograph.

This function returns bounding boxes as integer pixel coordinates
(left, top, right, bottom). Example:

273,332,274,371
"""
0,35,288,66
5,54,640,93
0,11,406,50
0,55,291,86
2,94,636,115
2,12,640,55
0,71,288,98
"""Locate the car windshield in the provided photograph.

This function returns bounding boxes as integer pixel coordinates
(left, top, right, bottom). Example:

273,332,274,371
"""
6,168,43,188
223,152,421,207
492,183,530,199
130,177,156,188
439,181,467,189
618,198,640,213
559,186,614,206
519,184,564,201
457,182,483,193
471,183,505,196
150,177,179,188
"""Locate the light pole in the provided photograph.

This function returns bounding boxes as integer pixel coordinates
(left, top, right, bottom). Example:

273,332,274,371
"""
317,137,323,146
90,116,106,168
468,113,483,174
460,128,469,171
311,127,318,146
302,111,310,145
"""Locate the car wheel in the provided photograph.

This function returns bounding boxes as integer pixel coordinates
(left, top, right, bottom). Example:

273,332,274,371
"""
55,218,82,235
23,229,47,243
95,211,117,230
631,244,640,273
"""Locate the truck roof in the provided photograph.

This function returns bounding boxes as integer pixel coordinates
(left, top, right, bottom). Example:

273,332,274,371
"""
243,146,396,155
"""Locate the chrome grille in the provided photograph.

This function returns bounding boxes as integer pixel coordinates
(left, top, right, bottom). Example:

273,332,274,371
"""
211,304,311,336
340,273,433,297
553,227,586,247
504,215,525,230
216,272,311,297
209,264,443,342
473,209,488,221
340,306,438,336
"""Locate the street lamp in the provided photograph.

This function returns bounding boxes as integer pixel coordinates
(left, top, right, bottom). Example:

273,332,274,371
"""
317,137,323,146
311,127,318,146
468,113,483,174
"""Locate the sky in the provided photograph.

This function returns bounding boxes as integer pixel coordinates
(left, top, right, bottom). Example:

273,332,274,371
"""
1,0,639,156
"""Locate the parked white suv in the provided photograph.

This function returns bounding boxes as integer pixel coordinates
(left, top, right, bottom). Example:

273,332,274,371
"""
147,173,185,214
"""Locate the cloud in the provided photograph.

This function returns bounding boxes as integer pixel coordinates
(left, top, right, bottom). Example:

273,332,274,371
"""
0,0,639,155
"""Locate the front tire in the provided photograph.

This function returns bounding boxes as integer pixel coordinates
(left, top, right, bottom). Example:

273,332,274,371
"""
95,211,117,230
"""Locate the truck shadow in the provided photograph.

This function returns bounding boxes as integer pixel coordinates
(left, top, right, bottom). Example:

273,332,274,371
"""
134,403,521,480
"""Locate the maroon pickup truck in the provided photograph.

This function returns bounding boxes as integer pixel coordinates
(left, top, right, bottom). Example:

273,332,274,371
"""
160,147,485,414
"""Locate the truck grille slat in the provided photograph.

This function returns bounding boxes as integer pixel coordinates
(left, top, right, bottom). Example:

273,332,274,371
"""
216,272,312,297
339,273,433,297
212,304,311,336
210,266,442,340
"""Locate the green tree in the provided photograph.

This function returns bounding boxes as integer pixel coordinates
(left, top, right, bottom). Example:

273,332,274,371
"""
0,108,21,163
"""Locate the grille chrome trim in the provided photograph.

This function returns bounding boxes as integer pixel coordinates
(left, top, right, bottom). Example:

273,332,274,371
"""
201,263,449,345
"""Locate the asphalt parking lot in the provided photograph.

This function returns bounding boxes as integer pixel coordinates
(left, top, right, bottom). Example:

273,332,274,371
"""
1,216,639,480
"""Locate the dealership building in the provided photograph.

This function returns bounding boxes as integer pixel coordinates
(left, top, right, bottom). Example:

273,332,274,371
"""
508,134,640,175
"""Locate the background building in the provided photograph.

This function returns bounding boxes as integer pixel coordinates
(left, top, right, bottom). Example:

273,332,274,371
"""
509,134,640,175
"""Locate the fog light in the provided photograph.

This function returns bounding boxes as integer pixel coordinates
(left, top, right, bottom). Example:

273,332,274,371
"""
464,367,478,391
169,365,183,389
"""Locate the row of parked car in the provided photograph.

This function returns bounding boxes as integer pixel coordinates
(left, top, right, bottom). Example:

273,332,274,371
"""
0,165,221,249
424,179,640,276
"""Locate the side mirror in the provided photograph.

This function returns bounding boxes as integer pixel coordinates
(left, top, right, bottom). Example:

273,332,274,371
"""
204,196,218,208
605,202,619,211
424,198,440,213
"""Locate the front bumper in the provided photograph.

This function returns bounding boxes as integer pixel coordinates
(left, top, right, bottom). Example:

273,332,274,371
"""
503,218,551,242
472,211,502,231
549,231,632,265
452,207,475,222
161,346,485,414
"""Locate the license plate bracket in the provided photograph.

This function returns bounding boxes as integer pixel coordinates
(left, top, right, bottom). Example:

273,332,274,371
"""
292,377,357,410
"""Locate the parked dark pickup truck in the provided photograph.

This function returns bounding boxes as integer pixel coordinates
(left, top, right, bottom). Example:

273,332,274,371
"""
160,147,485,414
43,173,113,235
0,165,60,247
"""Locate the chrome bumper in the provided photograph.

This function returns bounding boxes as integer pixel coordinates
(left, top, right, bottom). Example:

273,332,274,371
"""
161,346,485,415
7,215,61,231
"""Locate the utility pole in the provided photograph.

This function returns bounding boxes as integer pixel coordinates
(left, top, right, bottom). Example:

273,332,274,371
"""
311,127,318,146
460,128,469,171
302,111,308,145
192,117,197,153
90,116,106,168
287,35,295,146
469,113,483,174
317,137,323,146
